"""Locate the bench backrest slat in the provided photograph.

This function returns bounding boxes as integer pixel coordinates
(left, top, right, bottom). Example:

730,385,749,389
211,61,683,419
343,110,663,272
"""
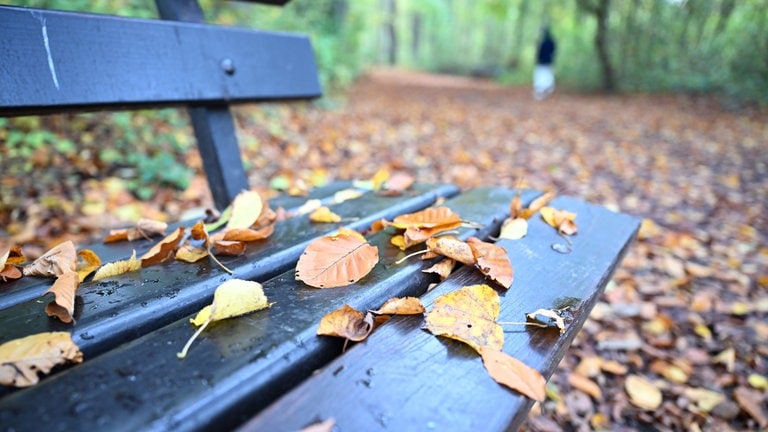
0,5,321,116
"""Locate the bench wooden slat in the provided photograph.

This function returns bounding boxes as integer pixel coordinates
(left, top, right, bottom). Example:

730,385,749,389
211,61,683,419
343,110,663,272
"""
0,181,358,311
0,183,458,365
0,5,321,116
241,196,640,432
0,187,539,432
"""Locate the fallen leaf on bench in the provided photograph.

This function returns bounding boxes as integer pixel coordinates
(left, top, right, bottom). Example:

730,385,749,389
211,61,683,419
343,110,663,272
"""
0,243,23,282
176,221,212,263
519,191,556,220
0,332,83,387
540,206,578,236
23,240,77,277
391,207,462,230
212,240,246,256
0,264,22,282
226,190,264,230
43,271,80,324
526,308,567,333
426,235,476,266
296,228,379,288
103,218,168,243
498,217,528,240
371,296,425,315
381,172,415,195
309,206,342,223
178,279,271,359
333,188,365,204
141,227,185,267
467,237,513,289
479,347,546,402
93,250,141,281
424,284,503,352
422,258,456,281
76,249,101,282
317,304,375,350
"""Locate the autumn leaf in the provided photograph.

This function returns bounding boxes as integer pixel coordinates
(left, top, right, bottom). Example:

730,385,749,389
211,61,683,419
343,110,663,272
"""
103,218,168,243
178,279,272,359
140,227,185,267
92,250,142,281
332,188,365,204
381,172,415,195
479,347,547,402
426,235,475,265
540,206,578,236
390,206,462,230
422,258,456,281
212,240,246,256
43,272,80,324
176,221,210,263
625,374,662,410
424,284,503,353
371,297,425,315
317,304,375,347
222,225,275,242
520,191,556,220
526,308,568,333
0,265,22,282
226,190,264,230
76,249,101,282
498,217,528,240
295,228,379,288
466,237,513,289
0,332,83,387
23,240,77,277
309,206,342,223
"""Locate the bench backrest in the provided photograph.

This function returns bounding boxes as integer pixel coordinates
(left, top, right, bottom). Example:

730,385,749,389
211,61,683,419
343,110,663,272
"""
0,0,321,209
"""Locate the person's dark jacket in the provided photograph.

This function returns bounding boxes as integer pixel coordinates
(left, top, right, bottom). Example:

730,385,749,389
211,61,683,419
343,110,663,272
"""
536,31,556,65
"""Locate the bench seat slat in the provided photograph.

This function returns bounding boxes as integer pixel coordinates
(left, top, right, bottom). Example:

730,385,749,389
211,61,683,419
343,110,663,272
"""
0,5,321,116
0,187,538,432
242,196,640,432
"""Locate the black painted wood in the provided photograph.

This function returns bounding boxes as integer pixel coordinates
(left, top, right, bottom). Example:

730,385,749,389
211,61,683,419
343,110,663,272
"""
0,5,321,116
0,181,356,312
241,196,640,432
0,183,458,362
0,187,539,432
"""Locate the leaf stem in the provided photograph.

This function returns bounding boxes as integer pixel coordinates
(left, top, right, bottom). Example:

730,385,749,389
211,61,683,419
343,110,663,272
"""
209,251,234,275
177,318,211,359
394,249,428,265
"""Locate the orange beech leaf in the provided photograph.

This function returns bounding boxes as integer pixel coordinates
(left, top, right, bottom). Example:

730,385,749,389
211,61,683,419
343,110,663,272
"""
424,284,503,353
23,241,77,277
296,229,379,288
479,347,546,402
104,218,168,243
317,304,374,343
426,236,476,266
226,190,264,230
0,332,83,387
222,225,275,242
382,172,415,194
520,191,556,220
422,258,456,281
190,221,209,242
140,227,185,267
403,222,462,249
368,218,390,235
540,206,578,235
371,297,426,315
390,207,462,230
309,206,342,223
76,249,102,282
43,272,80,324
212,240,246,256
93,251,141,281
1,265,22,282
467,237,513,289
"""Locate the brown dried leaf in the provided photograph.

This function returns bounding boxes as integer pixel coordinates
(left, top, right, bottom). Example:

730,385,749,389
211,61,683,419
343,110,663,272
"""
222,225,275,242
43,272,80,324
422,258,456,281
1,265,22,282
0,332,83,387
391,207,462,230
295,228,379,288
479,347,546,402
141,227,185,267
93,251,142,281
568,373,602,399
212,240,246,256
23,241,77,277
426,235,475,266
371,297,425,315
733,387,768,428
424,284,503,353
317,304,374,342
467,237,513,289
76,249,101,282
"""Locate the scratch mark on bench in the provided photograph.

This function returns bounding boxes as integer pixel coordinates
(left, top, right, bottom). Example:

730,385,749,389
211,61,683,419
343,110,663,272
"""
31,12,60,90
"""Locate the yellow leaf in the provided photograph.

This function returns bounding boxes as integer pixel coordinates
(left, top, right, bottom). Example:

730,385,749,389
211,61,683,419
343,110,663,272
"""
332,188,365,204
479,347,546,402
23,241,77,277
43,272,80,324
0,332,83,387
390,234,407,250
540,206,578,235
498,217,528,240
625,374,662,410
371,168,390,191
179,279,271,359
296,229,379,288
424,284,503,353
76,249,102,282
371,297,425,315
226,190,264,230
175,244,210,263
309,206,342,223
748,373,768,390
92,250,142,281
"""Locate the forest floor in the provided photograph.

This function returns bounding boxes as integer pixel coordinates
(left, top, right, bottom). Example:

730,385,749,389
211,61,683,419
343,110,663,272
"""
2,68,768,430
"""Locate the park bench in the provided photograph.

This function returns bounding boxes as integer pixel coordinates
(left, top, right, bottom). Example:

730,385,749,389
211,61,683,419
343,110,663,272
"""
0,1,640,431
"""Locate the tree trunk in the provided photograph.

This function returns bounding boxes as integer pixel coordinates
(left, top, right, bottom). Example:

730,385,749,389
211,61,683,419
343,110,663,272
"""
579,0,616,92
381,0,398,65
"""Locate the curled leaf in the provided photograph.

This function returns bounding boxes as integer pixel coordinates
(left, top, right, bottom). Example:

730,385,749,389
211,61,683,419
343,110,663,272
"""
23,241,77,277
0,332,83,387
92,250,142,281
371,297,425,315
296,229,379,288
43,272,80,324
140,227,185,267
467,237,513,289
76,249,102,282
317,304,374,343
422,258,456,281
